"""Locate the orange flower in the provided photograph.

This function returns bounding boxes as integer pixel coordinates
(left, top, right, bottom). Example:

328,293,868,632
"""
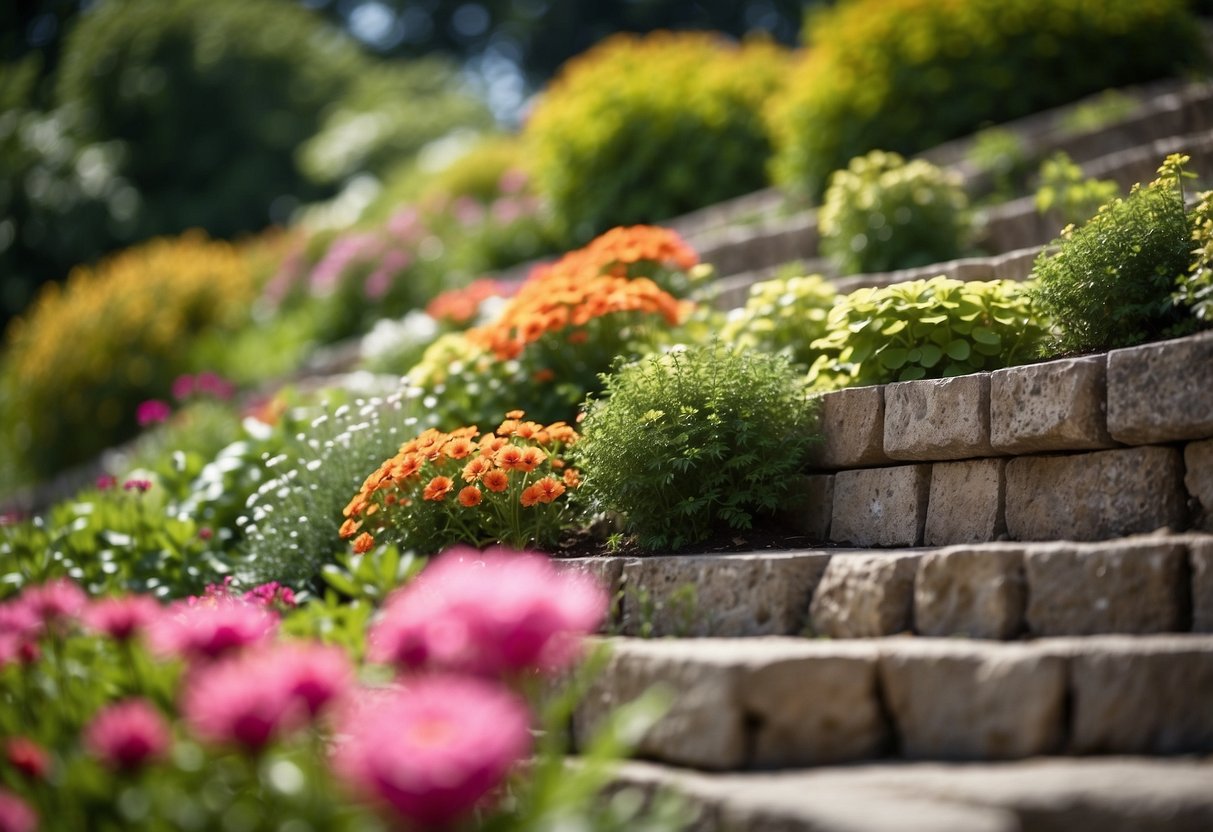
567,329,589,345
532,368,555,384
505,410,525,419
444,437,476,460
423,476,454,502
462,456,492,482
496,419,519,436
352,532,375,555
532,476,566,503
512,421,543,439
392,454,424,482
482,470,510,493
458,486,483,507
545,422,580,444
480,435,508,454
520,484,541,507
494,445,525,471
339,518,360,539
516,446,546,473
563,468,581,488
343,495,367,518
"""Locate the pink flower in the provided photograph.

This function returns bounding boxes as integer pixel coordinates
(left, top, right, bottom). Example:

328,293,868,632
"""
369,547,607,677
22,578,87,630
331,675,531,829
171,374,196,401
263,642,352,717
96,474,118,490
0,790,36,832
194,372,235,400
242,582,297,610
84,699,170,771
84,595,162,642
498,167,529,196
123,479,152,493
5,738,48,781
151,598,278,662
136,399,172,427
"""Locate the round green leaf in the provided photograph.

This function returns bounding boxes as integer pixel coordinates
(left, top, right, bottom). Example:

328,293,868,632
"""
971,326,1002,345
879,347,909,369
945,339,971,360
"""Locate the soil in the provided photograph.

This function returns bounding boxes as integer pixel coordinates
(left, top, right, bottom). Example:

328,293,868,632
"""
551,516,830,559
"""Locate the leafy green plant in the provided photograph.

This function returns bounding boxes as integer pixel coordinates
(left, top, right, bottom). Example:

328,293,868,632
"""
768,0,1206,198
720,272,838,369
526,31,789,243
1033,153,1199,355
1174,189,1213,323
819,150,970,275
576,344,820,552
968,127,1032,202
1034,152,1120,228
808,276,1047,388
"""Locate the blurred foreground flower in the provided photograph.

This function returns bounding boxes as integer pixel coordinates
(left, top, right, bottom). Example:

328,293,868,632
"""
84,699,170,772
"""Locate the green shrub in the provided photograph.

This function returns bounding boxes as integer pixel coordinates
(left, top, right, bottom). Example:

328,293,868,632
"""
768,0,1206,198
1174,189,1213,323
576,344,819,552
819,150,970,275
808,276,1047,388
968,127,1032,202
526,31,790,243
1032,153,1199,355
1034,152,1120,228
720,272,838,368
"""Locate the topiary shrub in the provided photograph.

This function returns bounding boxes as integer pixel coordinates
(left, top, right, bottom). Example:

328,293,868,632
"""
526,31,790,244
721,272,838,369
0,232,257,481
1032,153,1200,355
819,150,970,275
576,343,819,552
768,0,1206,198
808,276,1047,388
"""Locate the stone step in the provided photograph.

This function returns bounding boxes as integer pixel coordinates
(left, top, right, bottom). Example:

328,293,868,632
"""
608,756,1213,832
573,635,1213,770
559,533,1213,641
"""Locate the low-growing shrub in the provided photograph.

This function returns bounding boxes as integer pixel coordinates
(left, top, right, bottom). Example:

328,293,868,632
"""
808,276,1047,388
721,272,838,369
768,0,1206,198
526,31,789,243
576,344,819,552
819,150,970,275
1034,152,1120,229
1175,189,1213,323
1033,153,1199,355
340,414,582,556
1,232,257,481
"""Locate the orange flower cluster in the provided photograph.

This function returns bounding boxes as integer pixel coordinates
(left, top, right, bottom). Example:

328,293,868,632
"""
425,278,513,325
340,412,580,553
467,226,695,361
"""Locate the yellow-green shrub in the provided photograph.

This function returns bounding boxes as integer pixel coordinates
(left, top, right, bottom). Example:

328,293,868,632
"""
768,0,1206,198
1,232,257,480
526,31,790,243
420,135,532,204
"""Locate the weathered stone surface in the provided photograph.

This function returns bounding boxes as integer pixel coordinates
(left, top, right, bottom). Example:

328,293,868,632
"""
878,641,1066,760
808,386,891,469
779,474,834,542
1107,331,1213,444
885,374,994,461
619,552,831,638
1004,447,1186,541
990,356,1116,454
1048,635,1213,754
914,545,1026,639
831,465,931,547
1024,538,1187,636
743,643,887,767
1190,537,1213,633
924,459,1006,546
1185,439,1213,532
809,552,921,638
573,639,747,769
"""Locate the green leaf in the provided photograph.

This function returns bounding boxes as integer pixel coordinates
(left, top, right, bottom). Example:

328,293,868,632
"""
919,344,943,367
898,365,927,381
945,339,972,360
881,319,908,335
878,347,909,369
971,326,1001,345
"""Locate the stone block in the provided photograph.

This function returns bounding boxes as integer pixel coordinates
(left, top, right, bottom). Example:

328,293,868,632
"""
1023,539,1187,636
1056,635,1213,754
885,375,993,461
1107,331,1213,444
1005,447,1187,541
619,552,831,638
778,474,834,542
989,356,1115,454
743,644,887,766
831,465,931,547
1185,439,1213,533
924,459,1006,546
914,545,1026,639
808,386,891,469
809,552,921,638
1191,538,1213,633
878,641,1066,759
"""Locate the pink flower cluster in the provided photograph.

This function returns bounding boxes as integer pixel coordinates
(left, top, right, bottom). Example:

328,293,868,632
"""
84,699,170,771
136,399,172,427
172,371,235,402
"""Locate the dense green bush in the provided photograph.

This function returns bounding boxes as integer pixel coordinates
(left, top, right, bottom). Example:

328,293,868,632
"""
526,31,789,243
819,150,970,275
1033,154,1199,355
1034,152,1120,228
808,276,1047,388
576,344,819,552
1175,189,1213,323
768,0,1206,198
720,272,838,368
